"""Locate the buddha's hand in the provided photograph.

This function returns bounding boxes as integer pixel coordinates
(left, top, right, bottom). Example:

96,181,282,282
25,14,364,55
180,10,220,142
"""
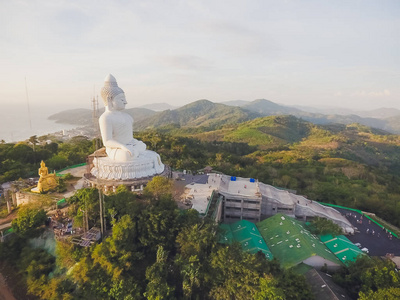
121,145,133,157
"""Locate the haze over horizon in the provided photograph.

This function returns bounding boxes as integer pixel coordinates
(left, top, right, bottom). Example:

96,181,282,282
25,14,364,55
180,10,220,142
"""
1,0,399,111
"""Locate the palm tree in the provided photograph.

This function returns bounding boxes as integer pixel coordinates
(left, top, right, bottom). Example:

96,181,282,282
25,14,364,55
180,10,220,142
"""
29,135,38,164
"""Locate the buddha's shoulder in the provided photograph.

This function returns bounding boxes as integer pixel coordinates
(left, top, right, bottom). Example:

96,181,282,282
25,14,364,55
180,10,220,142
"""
100,111,132,122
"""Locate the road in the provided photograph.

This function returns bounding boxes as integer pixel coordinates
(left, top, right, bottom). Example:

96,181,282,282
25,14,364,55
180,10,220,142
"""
0,273,16,300
0,223,11,231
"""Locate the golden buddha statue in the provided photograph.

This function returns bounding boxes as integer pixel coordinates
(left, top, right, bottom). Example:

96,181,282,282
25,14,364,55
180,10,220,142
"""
31,160,58,193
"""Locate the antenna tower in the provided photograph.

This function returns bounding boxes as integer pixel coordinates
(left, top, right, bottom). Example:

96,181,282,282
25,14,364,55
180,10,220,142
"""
25,77,32,130
91,92,105,236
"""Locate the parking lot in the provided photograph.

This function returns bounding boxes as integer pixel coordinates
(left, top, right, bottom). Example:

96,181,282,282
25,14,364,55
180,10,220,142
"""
335,208,400,256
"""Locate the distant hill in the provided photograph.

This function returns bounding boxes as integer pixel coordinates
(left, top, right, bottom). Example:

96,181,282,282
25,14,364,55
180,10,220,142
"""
48,107,157,126
295,112,387,129
185,114,400,171
220,100,250,106
384,115,400,133
291,105,400,120
135,99,262,130
233,99,399,134
137,102,178,111
48,108,93,126
48,99,400,135
192,115,312,149
357,108,400,119
242,99,302,115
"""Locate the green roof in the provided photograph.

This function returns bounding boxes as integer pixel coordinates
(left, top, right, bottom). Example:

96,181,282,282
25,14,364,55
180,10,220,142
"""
291,262,313,275
256,214,342,269
219,220,273,260
57,198,66,205
319,234,365,265
4,227,13,234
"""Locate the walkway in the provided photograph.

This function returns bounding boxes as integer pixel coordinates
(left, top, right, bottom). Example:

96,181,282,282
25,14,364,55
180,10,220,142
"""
0,223,11,231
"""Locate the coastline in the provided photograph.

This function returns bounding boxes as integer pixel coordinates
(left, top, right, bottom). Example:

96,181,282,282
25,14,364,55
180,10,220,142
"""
0,104,87,143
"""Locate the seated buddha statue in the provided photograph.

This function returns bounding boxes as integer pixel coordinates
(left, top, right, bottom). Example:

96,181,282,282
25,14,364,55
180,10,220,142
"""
99,74,147,161
31,160,58,193
91,74,164,180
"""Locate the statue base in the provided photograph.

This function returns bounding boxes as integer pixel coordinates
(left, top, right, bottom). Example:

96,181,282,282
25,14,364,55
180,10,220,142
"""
84,164,171,193
90,150,165,180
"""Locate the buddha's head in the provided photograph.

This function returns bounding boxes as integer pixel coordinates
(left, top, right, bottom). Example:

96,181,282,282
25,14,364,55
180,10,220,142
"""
101,74,127,111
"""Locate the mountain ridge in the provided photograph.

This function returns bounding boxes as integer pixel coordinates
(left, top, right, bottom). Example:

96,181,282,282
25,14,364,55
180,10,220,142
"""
48,99,400,134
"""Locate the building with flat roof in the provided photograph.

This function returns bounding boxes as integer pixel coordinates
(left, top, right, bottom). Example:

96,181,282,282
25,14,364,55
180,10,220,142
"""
186,173,353,233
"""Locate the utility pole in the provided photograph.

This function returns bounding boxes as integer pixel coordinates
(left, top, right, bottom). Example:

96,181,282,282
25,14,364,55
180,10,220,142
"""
99,188,104,236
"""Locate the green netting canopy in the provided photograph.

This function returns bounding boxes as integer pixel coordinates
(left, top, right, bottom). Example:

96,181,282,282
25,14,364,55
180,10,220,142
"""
256,214,342,269
320,234,365,265
219,220,273,260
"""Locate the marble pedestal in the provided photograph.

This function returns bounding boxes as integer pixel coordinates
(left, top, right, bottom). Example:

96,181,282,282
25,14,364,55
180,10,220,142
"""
90,150,165,180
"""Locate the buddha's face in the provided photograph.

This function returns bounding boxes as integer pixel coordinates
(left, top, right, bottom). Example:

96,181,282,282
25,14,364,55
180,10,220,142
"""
111,93,127,111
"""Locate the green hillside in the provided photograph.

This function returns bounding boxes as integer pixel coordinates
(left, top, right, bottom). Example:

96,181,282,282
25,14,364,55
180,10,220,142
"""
133,114,400,227
243,99,302,115
135,99,262,130
223,116,312,148
190,115,312,149
186,115,400,171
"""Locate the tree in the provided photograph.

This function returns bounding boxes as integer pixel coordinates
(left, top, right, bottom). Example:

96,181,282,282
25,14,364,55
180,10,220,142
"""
309,217,343,236
144,176,173,200
275,269,314,300
138,198,180,252
68,188,100,229
334,256,400,299
209,243,261,300
175,224,217,298
12,205,47,235
72,216,144,299
92,215,143,280
144,246,175,300
29,135,39,163
254,275,285,300
46,154,69,170
104,187,140,222
7,143,34,164
56,240,83,270
359,287,400,300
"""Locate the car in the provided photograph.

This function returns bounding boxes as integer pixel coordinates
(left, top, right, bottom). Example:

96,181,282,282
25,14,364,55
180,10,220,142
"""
361,247,369,253
355,243,362,248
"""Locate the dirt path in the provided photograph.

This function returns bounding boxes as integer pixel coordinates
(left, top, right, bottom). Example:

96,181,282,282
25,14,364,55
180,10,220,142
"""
0,211,17,226
0,273,16,300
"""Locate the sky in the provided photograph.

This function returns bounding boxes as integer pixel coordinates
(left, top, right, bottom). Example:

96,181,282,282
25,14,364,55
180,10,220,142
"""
0,0,399,112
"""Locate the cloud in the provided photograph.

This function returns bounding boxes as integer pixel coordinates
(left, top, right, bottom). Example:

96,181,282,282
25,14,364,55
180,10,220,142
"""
156,55,212,70
351,89,391,97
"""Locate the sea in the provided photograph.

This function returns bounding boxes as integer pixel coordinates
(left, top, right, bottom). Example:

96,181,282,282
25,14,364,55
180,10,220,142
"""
0,104,79,143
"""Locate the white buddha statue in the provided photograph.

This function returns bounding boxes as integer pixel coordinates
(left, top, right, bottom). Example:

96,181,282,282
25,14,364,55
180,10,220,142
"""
91,74,164,180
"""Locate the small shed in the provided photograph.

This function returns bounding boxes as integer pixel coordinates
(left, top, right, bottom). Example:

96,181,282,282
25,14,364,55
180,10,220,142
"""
56,198,67,208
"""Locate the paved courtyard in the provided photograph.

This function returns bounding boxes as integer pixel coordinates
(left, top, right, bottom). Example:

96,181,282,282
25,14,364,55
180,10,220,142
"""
335,208,400,256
